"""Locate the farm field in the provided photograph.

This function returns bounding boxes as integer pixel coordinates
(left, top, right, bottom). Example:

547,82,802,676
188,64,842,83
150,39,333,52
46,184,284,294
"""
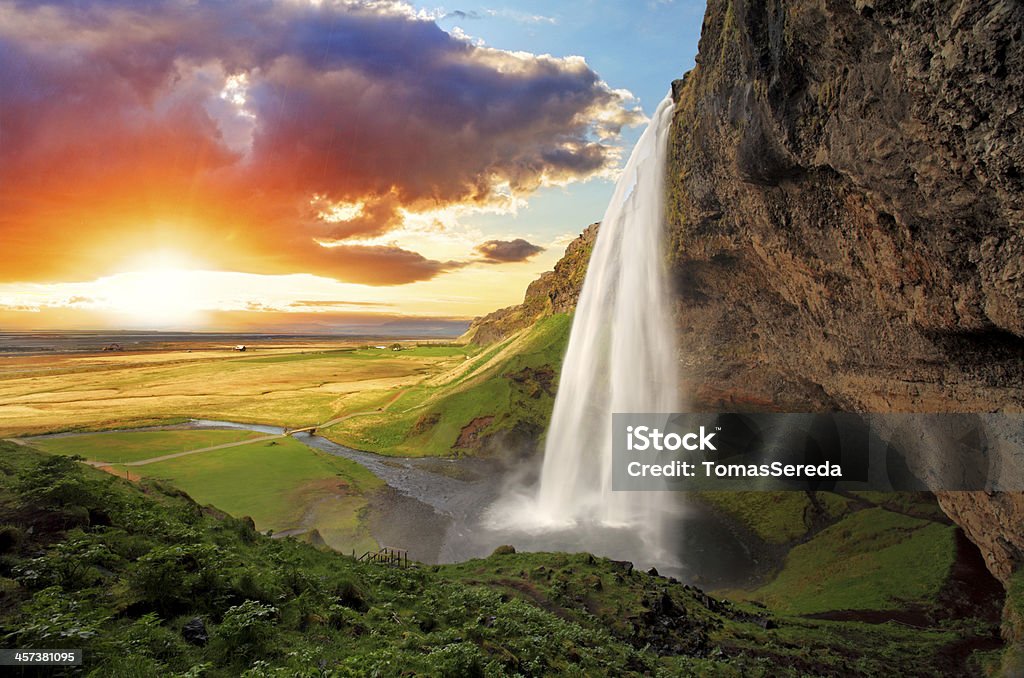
0,319,570,461
0,341,475,437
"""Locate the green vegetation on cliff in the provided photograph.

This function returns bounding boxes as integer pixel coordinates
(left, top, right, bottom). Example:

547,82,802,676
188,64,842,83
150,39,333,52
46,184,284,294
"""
323,314,571,458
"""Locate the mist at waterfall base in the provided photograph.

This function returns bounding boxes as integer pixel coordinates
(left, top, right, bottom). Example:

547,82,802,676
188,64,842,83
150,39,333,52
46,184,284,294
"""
468,95,748,584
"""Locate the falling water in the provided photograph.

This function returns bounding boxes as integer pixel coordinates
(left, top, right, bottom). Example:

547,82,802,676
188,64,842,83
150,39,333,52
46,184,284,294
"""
533,94,680,539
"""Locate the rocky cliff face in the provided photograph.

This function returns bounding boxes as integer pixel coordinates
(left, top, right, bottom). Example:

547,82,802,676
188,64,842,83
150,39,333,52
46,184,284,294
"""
666,0,1024,584
460,224,597,345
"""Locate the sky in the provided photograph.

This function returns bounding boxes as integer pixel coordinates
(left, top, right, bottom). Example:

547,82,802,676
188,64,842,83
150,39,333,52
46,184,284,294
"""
0,0,704,333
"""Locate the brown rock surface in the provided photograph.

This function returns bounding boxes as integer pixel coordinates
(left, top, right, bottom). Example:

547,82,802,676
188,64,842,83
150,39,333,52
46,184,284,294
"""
667,0,1024,582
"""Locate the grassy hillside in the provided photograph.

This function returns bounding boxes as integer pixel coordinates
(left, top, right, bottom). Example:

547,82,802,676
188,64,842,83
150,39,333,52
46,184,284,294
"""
322,314,571,457
0,441,1002,676
749,507,957,615
19,431,383,554
113,437,382,554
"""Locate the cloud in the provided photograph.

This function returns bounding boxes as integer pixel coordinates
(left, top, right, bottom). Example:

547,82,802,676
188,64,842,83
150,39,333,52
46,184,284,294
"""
0,0,642,286
474,238,545,263
443,10,481,21
302,244,468,285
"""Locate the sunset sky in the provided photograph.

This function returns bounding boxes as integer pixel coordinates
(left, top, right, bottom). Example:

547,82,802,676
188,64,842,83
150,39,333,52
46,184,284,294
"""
0,0,702,332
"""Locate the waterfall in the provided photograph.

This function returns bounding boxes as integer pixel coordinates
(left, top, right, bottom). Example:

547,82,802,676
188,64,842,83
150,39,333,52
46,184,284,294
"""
534,94,680,533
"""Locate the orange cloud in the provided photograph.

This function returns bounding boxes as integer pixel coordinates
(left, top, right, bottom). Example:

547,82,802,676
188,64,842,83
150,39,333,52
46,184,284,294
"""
0,0,642,286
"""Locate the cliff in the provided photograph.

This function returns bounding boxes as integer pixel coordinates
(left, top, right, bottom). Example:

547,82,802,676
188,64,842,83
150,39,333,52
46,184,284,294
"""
460,224,598,345
463,0,1024,597
666,0,1024,602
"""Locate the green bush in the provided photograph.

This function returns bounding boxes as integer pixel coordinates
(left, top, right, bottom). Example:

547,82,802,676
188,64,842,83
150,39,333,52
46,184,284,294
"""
122,613,186,662
214,600,278,661
131,543,226,615
426,641,487,677
14,455,98,509
10,586,110,649
14,531,119,590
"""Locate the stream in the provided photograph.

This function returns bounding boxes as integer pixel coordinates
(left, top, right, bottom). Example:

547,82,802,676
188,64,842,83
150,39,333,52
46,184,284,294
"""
22,419,762,588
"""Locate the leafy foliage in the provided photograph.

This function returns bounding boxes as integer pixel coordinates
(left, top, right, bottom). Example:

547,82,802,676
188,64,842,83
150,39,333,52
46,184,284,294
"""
0,441,1002,676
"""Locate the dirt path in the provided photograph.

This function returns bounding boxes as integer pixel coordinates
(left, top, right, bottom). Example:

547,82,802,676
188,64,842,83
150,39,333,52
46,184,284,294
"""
15,433,285,468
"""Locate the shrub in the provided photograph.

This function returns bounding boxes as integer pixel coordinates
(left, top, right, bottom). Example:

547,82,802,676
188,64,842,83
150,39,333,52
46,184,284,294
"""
14,455,98,509
11,586,110,649
332,578,368,612
122,613,186,662
214,600,278,661
131,543,226,615
14,532,119,590
426,642,487,678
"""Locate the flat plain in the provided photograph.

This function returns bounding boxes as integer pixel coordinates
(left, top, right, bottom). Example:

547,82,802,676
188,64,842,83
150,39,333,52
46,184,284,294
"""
0,341,473,437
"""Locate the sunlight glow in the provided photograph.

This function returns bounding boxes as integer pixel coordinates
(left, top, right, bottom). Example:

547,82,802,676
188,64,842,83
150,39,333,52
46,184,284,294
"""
97,251,206,326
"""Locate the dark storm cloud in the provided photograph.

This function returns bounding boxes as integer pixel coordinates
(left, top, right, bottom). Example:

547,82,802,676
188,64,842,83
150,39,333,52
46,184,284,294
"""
474,238,545,263
0,0,643,284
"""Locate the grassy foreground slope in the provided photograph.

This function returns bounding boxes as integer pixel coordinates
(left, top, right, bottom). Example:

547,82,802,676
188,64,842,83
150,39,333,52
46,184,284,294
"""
21,431,382,554
0,441,997,677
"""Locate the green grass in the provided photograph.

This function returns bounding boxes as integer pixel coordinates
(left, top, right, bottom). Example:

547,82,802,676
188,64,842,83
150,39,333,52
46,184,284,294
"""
751,507,957,615
323,313,571,457
696,491,849,544
0,441,998,677
26,429,265,464
115,437,382,553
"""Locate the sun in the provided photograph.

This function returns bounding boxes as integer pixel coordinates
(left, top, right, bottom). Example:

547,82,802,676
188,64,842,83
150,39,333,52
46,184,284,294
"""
96,251,207,327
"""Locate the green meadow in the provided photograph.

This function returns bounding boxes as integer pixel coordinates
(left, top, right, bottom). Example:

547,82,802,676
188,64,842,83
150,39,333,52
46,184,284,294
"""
27,429,265,464
111,436,383,554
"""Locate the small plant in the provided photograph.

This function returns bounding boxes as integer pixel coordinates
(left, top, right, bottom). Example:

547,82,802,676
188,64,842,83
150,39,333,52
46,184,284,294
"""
214,600,278,661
